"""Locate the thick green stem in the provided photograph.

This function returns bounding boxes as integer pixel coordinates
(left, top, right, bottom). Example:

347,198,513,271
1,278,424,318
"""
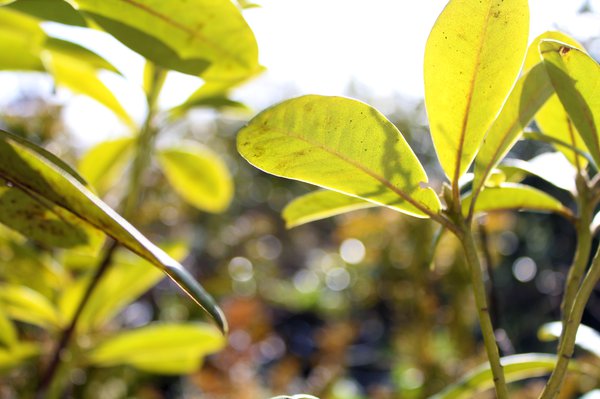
561,176,594,326
460,226,509,399
539,175,598,399
540,246,600,399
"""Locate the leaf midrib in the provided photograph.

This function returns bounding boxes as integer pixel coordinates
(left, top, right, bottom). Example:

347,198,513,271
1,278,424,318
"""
254,126,437,218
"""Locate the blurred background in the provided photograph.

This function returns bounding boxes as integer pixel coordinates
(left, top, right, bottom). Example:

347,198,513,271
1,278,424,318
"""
1,1,600,398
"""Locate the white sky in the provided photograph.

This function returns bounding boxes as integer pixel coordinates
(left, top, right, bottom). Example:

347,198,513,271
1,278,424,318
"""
8,0,600,143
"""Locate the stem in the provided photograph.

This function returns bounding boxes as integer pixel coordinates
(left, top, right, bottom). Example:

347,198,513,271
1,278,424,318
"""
460,226,509,399
539,175,598,399
561,175,594,326
36,62,168,398
539,246,600,399
35,241,118,398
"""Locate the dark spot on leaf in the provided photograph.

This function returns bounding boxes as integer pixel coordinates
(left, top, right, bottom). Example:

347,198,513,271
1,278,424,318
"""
559,46,571,56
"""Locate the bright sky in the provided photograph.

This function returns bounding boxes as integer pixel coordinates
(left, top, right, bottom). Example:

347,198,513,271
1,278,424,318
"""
11,0,600,143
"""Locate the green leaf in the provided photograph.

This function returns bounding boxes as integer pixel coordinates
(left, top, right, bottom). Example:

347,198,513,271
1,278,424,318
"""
429,353,580,399
462,183,572,219
500,152,577,193
43,37,121,75
526,32,589,168
424,0,529,183
0,306,17,348
472,63,553,202
78,137,135,195
42,50,135,127
169,96,249,119
541,40,600,168
283,190,376,229
61,243,186,332
0,129,226,332
5,0,87,27
0,342,40,374
158,144,234,214
0,8,45,71
70,0,259,79
0,284,62,330
86,323,225,374
238,95,441,218
539,322,600,358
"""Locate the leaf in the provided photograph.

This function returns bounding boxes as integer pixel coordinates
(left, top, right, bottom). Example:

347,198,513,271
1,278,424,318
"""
78,137,135,195
500,152,577,193
60,243,186,332
0,343,40,373
86,323,225,374
0,306,17,348
472,63,553,202
526,32,588,168
0,8,45,71
424,0,529,183
540,40,600,168
429,354,581,399
5,0,87,27
0,284,62,330
283,190,376,229
539,322,600,358
43,37,121,75
157,144,234,214
462,183,572,219
0,129,226,332
169,96,249,119
70,0,259,79
42,50,135,127
238,95,441,218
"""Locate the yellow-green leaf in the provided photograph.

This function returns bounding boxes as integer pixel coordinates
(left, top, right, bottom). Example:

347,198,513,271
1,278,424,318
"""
0,284,62,330
526,32,588,168
283,190,376,229
86,323,225,374
43,37,121,74
5,0,87,27
78,137,135,195
0,307,17,348
70,0,259,79
42,50,135,127
424,0,529,183
158,144,234,214
429,354,580,399
538,322,600,358
0,342,40,374
540,40,600,168
238,95,441,218
463,183,572,219
0,129,226,332
500,153,577,193
0,8,45,71
472,63,553,202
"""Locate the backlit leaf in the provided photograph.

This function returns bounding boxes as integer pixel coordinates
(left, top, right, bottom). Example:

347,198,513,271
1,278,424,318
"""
86,323,225,374
0,307,17,348
462,183,572,219
541,40,600,168
283,190,376,229
158,144,234,214
70,0,259,79
0,284,62,330
500,152,577,193
472,63,553,202
0,129,226,332
424,0,529,183
526,32,588,168
429,354,580,399
0,8,45,71
238,95,441,218
44,37,121,74
5,0,87,27
78,137,135,195
0,343,39,373
539,322,600,358
42,50,135,127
